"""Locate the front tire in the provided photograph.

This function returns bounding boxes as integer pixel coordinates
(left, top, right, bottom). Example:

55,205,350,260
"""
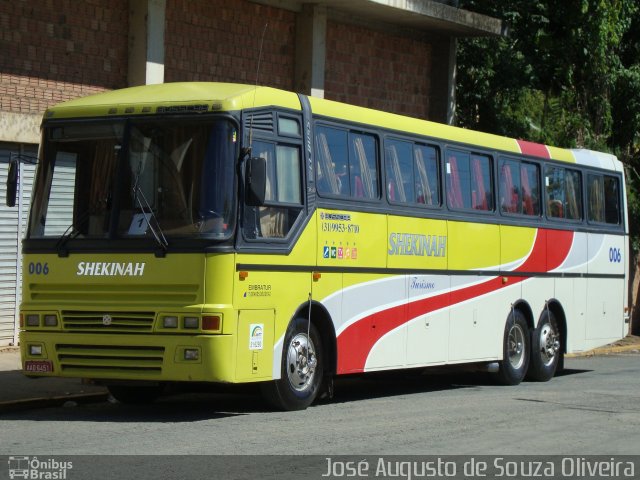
261,318,323,411
495,310,530,385
527,310,561,382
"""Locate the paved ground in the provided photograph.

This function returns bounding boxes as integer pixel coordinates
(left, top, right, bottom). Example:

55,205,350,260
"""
0,346,108,412
0,335,638,413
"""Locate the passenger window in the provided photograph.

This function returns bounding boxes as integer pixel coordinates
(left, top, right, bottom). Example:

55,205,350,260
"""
447,150,493,211
386,139,439,206
587,173,620,225
414,145,439,206
545,166,582,220
386,139,414,203
499,158,540,216
315,126,378,200
604,176,621,224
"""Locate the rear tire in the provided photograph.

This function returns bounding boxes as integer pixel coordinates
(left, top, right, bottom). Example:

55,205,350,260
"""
495,310,530,385
261,317,323,411
107,384,164,404
527,310,561,382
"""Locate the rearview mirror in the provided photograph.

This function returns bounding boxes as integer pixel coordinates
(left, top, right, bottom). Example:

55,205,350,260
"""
246,156,267,206
6,157,18,207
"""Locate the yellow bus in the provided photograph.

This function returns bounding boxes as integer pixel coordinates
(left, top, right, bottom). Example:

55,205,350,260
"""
8,82,628,410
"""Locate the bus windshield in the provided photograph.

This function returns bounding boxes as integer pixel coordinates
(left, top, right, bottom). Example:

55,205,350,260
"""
28,118,238,244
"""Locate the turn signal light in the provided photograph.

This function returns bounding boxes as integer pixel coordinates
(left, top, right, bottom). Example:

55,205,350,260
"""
202,315,221,331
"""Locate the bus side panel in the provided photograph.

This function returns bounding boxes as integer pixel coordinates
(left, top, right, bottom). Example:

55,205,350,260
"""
318,209,386,374
566,277,588,353
585,233,626,346
235,309,275,381
355,274,407,370
447,221,502,362
405,274,450,367
552,231,587,353
388,215,449,368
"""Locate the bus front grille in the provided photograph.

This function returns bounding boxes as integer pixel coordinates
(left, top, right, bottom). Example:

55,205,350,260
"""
62,311,155,332
56,344,165,374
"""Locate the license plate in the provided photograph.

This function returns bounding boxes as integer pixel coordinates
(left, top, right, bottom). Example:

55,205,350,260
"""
24,360,54,373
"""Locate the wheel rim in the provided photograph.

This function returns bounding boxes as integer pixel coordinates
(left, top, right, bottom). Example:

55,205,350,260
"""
286,333,318,392
538,322,560,366
507,323,526,370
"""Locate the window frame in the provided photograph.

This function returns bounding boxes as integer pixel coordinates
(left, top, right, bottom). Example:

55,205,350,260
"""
544,164,584,223
445,148,495,214
498,156,542,218
314,123,381,203
586,171,622,227
384,136,441,209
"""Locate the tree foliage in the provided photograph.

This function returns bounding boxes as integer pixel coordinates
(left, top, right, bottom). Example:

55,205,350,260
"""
457,0,640,248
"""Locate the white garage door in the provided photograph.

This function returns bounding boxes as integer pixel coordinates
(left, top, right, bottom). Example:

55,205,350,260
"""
0,145,37,346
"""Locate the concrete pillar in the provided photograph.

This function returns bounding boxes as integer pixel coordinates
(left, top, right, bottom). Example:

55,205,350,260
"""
294,4,327,98
428,36,457,125
128,0,166,86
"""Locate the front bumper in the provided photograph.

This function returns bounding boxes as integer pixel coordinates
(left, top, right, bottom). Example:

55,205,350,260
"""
20,332,237,383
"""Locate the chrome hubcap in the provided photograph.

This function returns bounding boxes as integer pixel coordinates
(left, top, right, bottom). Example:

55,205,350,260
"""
539,323,560,366
508,323,526,370
286,333,317,392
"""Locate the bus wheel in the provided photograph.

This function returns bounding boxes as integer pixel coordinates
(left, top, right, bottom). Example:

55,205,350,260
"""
261,318,323,411
527,310,561,382
495,310,530,385
107,384,164,404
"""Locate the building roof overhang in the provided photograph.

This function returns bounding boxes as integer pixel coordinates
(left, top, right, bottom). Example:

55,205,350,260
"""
252,0,503,37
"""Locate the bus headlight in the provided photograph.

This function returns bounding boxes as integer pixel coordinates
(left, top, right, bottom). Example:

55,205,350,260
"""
44,315,58,327
163,316,178,328
26,315,40,327
183,317,199,329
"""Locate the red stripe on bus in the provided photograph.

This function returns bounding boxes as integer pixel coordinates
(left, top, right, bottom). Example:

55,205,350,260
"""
516,139,550,159
335,229,574,374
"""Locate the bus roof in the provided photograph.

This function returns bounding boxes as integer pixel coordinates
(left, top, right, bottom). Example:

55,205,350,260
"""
44,82,302,120
44,81,619,166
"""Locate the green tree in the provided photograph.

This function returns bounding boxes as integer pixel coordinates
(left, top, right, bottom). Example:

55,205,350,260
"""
458,0,638,152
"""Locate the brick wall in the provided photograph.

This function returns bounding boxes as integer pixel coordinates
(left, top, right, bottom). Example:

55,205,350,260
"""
0,0,128,115
165,0,295,90
325,21,432,119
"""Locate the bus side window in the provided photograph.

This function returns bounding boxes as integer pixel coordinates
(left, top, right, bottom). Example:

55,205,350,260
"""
244,140,303,239
499,159,520,214
521,162,540,215
565,169,582,220
414,145,439,206
545,166,582,220
447,150,493,211
499,159,540,216
588,174,621,225
470,154,493,211
350,133,378,200
587,174,605,222
604,176,620,224
315,127,346,196
386,140,412,203
316,126,378,200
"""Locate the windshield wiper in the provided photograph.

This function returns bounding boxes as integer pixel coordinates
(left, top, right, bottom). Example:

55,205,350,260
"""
56,210,91,257
132,179,169,257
